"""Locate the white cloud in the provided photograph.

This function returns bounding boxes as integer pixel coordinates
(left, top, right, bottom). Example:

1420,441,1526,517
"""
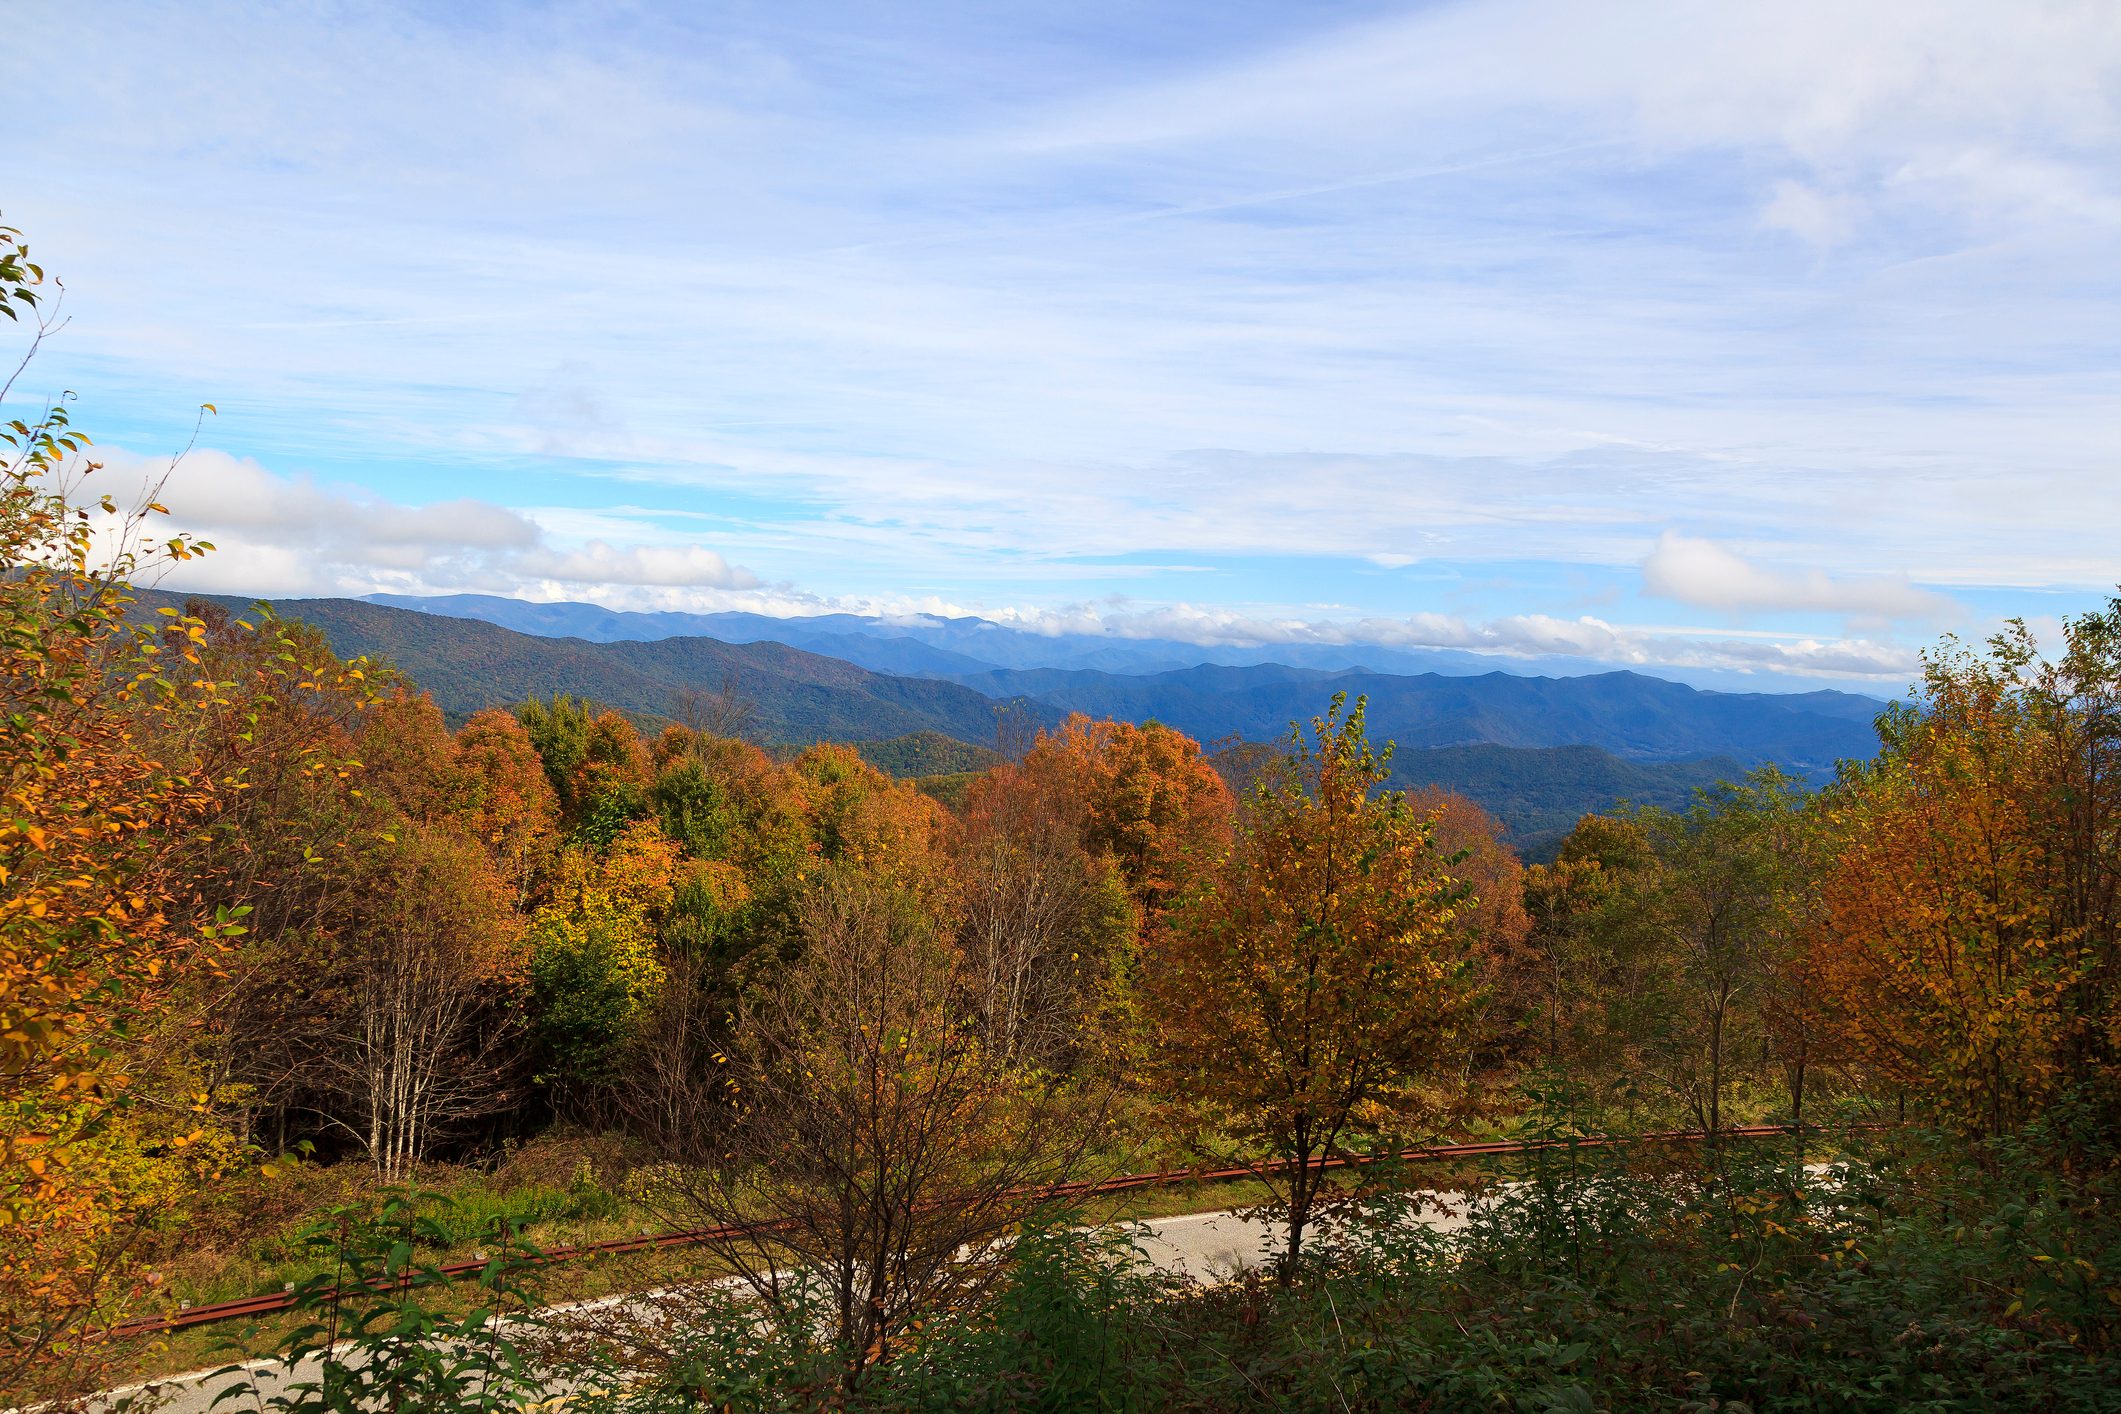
9,0,2118,685
95,445,757,599
1640,533,1957,622
516,541,756,589
953,600,1920,682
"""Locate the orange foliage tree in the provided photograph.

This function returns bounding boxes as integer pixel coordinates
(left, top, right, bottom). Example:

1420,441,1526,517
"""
1406,788,1532,1089
1815,612,2121,1140
0,221,262,1393
1142,695,1469,1279
454,707,562,909
1013,714,1234,922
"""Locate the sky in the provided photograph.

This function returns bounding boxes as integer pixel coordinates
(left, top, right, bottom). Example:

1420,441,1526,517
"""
10,0,2121,689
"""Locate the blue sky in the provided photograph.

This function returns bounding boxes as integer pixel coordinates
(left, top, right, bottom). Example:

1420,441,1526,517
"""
13,0,2121,688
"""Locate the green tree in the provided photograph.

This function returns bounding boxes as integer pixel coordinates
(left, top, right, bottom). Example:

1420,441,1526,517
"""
516,696,651,843
1630,770,1808,1136
526,823,677,1097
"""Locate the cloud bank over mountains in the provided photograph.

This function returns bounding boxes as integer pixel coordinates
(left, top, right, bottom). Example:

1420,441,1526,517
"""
119,447,1922,682
19,0,2121,687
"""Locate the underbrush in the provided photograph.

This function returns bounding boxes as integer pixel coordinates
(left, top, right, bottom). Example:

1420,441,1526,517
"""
564,1129,2121,1413
138,1131,644,1311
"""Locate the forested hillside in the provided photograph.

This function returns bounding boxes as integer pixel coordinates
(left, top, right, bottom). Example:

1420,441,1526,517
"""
959,661,1880,775
136,591,1045,744
135,592,1880,850
855,730,1005,777
1389,744,1745,855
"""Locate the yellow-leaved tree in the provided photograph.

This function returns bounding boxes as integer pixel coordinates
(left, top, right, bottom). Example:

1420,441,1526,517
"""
1142,694,1470,1280
0,219,240,1397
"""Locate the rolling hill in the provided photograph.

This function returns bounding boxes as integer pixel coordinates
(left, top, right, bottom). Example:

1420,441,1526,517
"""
141,592,1043,746
141,592,1884,846
1390,745,1749,857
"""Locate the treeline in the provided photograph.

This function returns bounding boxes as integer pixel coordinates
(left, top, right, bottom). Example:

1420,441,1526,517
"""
17,577,2121,1390
7,218,2121,1400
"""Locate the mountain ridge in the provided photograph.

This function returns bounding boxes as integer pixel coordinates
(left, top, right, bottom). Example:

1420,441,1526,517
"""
955,661,1878,777
138,590,1046,746
144,590,1884,844
363,591,1878,694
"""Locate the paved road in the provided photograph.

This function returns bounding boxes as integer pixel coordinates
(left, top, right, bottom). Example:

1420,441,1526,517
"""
78,1199,1478,1414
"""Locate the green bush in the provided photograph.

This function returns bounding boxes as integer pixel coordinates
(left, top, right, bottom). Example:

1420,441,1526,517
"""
233,1131,2121,1412
563,1134,2121,1412
210,1189,550,1413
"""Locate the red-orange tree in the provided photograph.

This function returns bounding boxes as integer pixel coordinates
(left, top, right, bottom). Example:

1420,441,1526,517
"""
1142,695,1468,1279
1405,788,1532,1091
1013,714,1233,921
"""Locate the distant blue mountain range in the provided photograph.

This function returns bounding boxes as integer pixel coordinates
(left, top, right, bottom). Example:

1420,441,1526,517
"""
134,590,1893,852
356,592,1884,779
360,592,1886,695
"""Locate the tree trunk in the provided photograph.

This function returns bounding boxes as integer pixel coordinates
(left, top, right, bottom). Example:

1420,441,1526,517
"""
1283,1180,1309,1287
1707,996,1726,1140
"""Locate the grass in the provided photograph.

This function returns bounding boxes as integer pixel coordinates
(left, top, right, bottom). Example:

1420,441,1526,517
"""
112,1238,725,1392
102,1124,1835,1391
103,1141,1285,1390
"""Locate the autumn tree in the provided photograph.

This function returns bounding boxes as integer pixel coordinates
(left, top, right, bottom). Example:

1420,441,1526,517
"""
789,742,953,886
647,861,1105,1391
146,609,383,1166
953,765,1133,1071
141,661,528,1181
0,219,258,1396
1142,694,1469,1280
1813,611,2121,1142
1405,788,1533,1091
454,707,561,909
323,823,524,1179
1014,715,1234,921
321,693,527,1178
1208,732,1296,802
